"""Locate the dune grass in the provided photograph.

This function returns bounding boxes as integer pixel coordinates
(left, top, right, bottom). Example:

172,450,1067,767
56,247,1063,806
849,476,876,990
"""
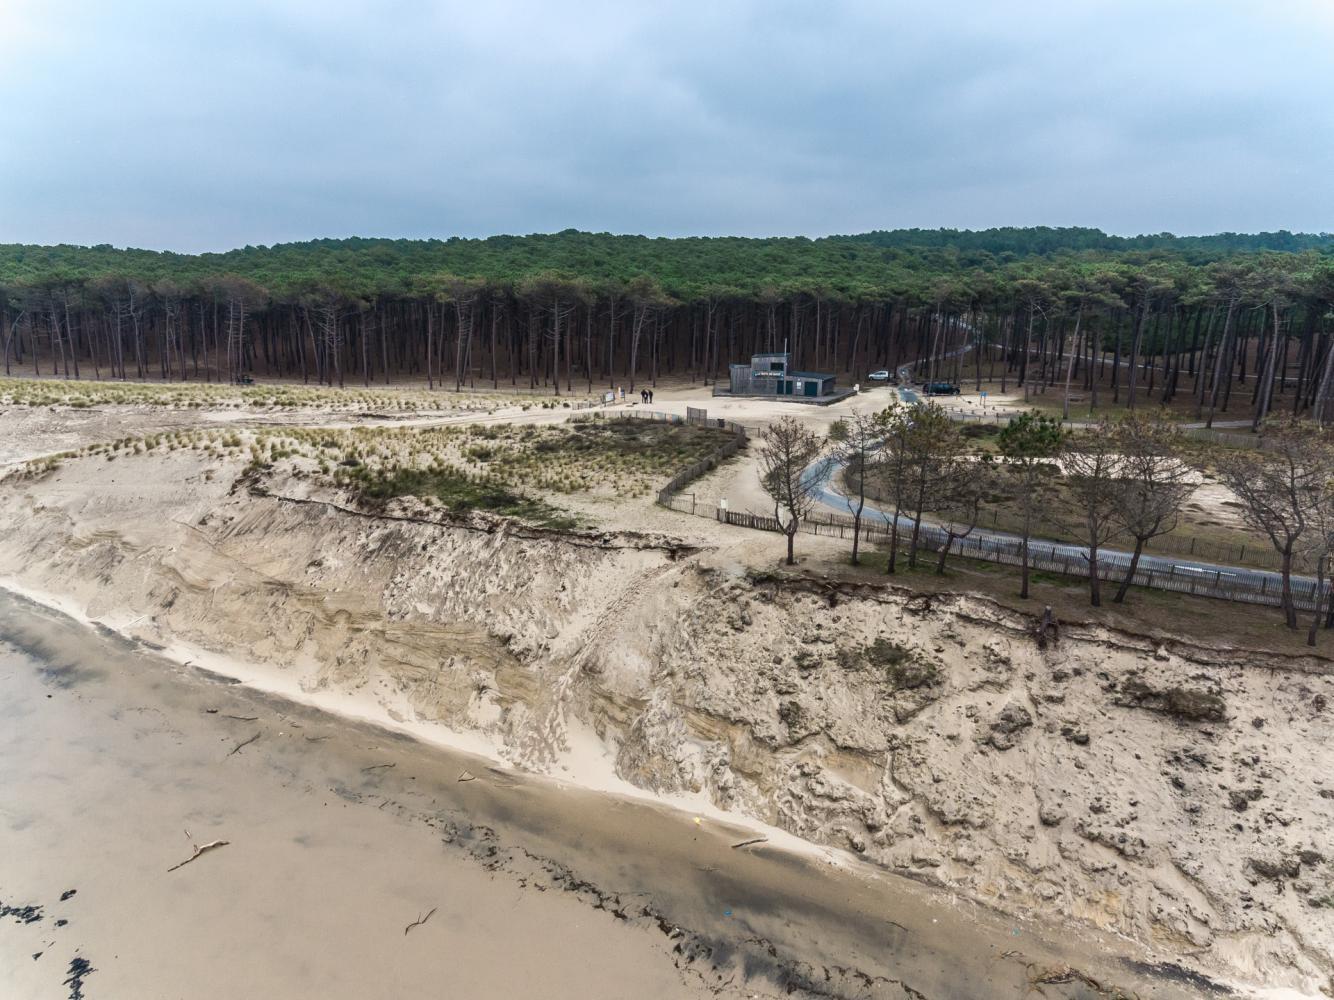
0,375,577,413
11,415,731,529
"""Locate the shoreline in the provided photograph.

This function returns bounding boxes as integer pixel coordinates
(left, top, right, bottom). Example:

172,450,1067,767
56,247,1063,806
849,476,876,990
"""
1,577,1321,1000
1,580,1284,1000
0,575,837,867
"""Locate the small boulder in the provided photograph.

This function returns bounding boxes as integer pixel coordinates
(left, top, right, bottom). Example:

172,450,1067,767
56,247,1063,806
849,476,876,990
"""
988,702,1033,750
1038,802,1066,827
1250,855,1301,880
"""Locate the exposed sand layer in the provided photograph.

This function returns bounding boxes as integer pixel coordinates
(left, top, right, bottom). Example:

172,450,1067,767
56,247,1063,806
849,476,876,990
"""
0,591,1197,1000
1,401,1332,997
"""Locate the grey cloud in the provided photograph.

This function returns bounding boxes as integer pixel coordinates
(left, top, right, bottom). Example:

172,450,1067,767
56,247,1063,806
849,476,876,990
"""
0,0,1330,250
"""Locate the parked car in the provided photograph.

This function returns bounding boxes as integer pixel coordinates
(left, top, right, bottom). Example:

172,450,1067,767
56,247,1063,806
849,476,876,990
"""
867,370,892,382
924,381,961,396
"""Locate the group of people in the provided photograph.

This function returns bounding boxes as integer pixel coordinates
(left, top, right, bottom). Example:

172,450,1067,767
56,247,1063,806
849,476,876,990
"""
610,387,655,404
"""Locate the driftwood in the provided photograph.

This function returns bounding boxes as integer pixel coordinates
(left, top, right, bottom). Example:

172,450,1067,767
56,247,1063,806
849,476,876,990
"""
168,837,230,873
731,837,768,849
221,714,259,722
226,732,261,757
362,763,395,773
1024,964,1125,996
404,907,437,936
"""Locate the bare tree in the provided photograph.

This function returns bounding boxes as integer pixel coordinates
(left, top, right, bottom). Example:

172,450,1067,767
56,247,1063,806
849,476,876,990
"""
520,272,582,396
1218,418,1332,628
898,402,964,568
214,275,267,384
828,407,885,565
1061,419,1125,606
1110,414,1196,603
626,275,666,391
757,416,827,566
997,411,1066,599
1301,473,1334,646
437,275,485,392
874,403,917,574
933,455,992,575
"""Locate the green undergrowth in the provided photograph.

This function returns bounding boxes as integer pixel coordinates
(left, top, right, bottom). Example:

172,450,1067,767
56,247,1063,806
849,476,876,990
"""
348,465,580,529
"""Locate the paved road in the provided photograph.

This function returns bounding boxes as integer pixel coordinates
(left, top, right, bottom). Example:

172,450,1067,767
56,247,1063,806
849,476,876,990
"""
806,461,1305,594
801,392,1320,605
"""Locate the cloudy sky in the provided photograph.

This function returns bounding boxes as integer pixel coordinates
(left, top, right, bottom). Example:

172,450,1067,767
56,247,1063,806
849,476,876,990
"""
1,0,1330,251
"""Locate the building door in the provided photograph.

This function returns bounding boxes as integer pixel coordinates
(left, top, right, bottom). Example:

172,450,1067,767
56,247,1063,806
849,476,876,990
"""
805,380,818,397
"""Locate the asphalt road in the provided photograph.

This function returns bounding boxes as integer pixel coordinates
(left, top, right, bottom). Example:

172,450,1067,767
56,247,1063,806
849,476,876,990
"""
800,388,1320,606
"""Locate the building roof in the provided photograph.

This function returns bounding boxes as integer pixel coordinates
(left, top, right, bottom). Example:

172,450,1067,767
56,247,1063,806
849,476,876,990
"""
788,371,835,380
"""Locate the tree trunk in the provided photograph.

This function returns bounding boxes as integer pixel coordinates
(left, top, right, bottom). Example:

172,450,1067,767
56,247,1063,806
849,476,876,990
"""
1063,307,1082,421
1252,302,1282,431
850,477,866,566
1113,539,1146,603
935,534,954,575
1019,505,1032,599
1281,545,1297,628
1308,554,1327,647
885,509,901,574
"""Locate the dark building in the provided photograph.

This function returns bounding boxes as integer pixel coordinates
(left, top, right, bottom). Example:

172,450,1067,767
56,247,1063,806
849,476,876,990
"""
727,352,837,399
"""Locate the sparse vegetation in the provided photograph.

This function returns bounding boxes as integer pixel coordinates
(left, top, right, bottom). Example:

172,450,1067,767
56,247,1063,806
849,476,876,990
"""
352,466,577,528
0,375,564,413
14,415,732,531
864,638,937,688
864,638,912,667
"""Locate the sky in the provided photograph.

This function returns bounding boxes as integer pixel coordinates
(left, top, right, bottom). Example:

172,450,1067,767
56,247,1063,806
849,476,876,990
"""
0,0,1331,252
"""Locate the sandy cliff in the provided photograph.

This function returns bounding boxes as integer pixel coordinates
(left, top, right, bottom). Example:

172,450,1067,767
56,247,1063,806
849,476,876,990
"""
1,448,1330,996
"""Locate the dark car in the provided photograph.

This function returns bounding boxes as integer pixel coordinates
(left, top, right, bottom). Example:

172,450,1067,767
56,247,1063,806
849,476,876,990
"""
924,382,961,396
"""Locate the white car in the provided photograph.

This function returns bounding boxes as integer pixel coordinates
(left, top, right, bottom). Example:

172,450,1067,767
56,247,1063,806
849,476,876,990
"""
867,370,891,382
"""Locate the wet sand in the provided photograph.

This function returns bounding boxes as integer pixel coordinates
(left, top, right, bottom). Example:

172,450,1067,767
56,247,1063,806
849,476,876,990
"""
0,590,1218,999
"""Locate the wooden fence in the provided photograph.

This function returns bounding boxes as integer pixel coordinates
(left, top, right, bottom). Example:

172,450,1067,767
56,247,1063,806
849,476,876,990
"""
657,493,1330,612
631,405,1323,611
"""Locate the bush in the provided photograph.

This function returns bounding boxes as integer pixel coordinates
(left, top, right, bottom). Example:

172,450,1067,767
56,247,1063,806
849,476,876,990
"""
865,638,911,667
864,638,937,688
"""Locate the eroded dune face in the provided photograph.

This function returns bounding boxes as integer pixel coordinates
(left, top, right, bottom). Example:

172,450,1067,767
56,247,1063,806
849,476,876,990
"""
2,449,1331,994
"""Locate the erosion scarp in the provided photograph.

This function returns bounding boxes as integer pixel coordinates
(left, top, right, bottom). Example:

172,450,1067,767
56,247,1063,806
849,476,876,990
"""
0,448,1330,995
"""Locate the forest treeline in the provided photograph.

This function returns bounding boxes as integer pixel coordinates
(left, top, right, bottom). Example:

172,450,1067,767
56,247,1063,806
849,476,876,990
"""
839,226,1334,258
3,229,1334,426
